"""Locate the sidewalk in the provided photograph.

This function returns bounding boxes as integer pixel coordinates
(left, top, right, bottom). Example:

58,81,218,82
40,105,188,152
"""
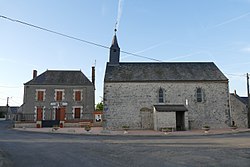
14,127,250,137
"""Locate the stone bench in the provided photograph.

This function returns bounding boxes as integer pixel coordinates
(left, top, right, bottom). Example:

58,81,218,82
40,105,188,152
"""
78,122,91,128
161,127,174,132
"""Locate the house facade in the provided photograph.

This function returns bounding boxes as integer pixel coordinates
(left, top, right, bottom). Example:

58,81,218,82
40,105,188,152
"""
103,34,231,130
230,91,248,128
21,70,95,127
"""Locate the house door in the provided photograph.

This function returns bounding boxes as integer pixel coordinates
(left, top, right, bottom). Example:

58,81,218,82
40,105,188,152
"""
55,107,65,121
140,110,153,129
176,112,185,131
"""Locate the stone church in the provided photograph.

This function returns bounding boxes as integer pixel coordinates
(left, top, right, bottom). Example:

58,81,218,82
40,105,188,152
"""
103,34,231,130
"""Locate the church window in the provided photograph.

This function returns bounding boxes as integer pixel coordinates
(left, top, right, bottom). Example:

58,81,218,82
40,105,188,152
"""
159,88,164,103
196,88,202,102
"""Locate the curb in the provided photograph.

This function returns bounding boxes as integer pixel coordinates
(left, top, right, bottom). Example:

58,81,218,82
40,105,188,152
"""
13,128,250,138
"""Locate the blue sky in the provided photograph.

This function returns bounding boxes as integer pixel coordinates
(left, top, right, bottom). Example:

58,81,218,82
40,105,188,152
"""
0,0,250,106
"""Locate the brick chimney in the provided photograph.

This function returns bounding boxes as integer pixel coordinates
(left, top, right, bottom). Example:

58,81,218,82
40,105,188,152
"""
92,66,95,89
33,70,37,79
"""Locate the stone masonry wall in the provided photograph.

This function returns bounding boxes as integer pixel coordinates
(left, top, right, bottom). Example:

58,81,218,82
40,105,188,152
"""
22,85,95,121
103,81,230,130
155,112,176,130
230,94,248,128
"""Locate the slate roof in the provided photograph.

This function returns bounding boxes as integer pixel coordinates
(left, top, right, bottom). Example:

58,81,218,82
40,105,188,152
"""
154,104,188,112
24,70,93,86
230,94,248,105
104,62,228,82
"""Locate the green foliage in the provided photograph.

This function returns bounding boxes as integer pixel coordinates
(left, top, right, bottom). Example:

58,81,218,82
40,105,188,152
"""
96,102,103,111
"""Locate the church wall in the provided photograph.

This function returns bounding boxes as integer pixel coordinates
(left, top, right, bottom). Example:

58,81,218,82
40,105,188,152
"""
154,111,176,130
103,81,230,130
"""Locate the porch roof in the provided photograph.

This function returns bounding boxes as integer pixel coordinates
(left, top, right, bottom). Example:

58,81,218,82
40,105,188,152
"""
153,104,188,112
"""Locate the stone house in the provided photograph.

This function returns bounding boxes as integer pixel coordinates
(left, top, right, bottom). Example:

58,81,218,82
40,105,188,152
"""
21,69,95,127
230,91,248,128
103,34,231,130
0,106,8,119
0,106,20,120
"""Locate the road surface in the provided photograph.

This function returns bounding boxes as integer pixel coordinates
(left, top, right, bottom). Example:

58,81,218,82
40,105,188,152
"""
0,121,250,167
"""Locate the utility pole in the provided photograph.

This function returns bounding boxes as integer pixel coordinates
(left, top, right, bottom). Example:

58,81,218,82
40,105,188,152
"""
247,73,250,128
6,97,9,107
6,97,9,120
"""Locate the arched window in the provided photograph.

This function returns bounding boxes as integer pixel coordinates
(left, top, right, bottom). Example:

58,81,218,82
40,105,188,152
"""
196,88,202,102
159,88,164,103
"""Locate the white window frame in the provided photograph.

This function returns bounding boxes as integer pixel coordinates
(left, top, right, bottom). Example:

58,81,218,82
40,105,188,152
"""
54,89,65,101
73,89,83,101
72,106,83,119
35,89,46,101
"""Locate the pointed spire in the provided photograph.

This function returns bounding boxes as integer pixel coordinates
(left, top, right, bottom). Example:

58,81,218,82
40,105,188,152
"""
109,29,120,65
111,29,119,48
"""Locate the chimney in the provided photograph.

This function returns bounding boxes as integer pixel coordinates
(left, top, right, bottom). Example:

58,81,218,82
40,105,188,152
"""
33,70,37,79
92,66,95,90
234,90,237,95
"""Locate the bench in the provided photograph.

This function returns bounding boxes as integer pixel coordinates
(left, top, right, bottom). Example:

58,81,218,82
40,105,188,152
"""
78,122,91,128
161,127,174,132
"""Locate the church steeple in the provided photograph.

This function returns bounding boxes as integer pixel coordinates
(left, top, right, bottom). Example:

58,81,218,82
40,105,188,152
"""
109,29,120,65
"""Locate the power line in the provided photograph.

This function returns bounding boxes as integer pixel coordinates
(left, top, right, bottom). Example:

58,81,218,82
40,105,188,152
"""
0,15,161,62
0,85,22,88
225,73,246,77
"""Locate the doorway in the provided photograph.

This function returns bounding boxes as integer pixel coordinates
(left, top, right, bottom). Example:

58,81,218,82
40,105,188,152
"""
55,107,65,121
140,110,153,129
176,111,185,131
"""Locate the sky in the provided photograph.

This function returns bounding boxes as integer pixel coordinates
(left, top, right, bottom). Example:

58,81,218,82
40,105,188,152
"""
0,0,250,106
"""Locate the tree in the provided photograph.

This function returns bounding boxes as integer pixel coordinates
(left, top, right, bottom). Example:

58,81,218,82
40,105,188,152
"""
96,102,103,111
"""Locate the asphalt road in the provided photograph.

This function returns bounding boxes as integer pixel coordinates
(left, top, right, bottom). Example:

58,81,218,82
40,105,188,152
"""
0,121,250,167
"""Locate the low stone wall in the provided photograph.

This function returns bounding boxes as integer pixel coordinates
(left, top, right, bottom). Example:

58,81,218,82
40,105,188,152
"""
14,122,36,128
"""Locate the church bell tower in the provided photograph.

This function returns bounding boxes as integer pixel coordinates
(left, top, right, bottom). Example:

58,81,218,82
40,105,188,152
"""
109,29,120,65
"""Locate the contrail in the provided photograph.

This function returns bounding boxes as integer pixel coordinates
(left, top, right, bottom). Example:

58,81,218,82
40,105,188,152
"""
121,42,167,60
166,51,214,61
166,52,203,61
115,0,124,31
134,41,168,54
208,11,250,29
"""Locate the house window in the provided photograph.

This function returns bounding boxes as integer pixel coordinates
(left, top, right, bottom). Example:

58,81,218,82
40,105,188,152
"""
36,89,45,101
72,106,82,119
159,88,164,103
74,108,81,119
55,89,64,101
74,90,82,101
196,88,202,102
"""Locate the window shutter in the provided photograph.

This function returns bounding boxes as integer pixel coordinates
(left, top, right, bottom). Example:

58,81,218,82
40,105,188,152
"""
37,91,44,101
75,91,81,101
56,91,62,101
